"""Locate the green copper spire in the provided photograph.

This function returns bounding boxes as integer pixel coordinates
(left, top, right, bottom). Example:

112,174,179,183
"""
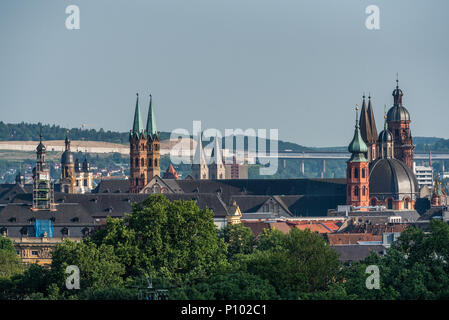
132,93,144,137
348,105,368,162
146,94,158,138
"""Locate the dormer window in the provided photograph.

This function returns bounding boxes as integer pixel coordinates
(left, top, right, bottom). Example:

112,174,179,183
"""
71,217,79,222
8,217,16,223
61,227,69,236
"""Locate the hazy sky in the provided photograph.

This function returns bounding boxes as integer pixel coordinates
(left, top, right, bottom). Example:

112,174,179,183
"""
0,0,448,147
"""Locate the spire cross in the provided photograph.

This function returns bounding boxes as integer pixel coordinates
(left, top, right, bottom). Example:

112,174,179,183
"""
355,104,359,126
384,104,387,130
396,73,399,88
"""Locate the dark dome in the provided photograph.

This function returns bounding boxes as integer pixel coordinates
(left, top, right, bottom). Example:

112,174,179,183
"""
369,158,418,201
378,128,393,143
36,141,46,152
61,150,74,165
387,105,410,122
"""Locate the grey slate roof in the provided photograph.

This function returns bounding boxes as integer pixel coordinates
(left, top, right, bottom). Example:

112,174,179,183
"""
331,245,386,262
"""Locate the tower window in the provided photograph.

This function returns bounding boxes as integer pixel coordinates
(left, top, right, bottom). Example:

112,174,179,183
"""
354,186,359,196
354,168,359,179
141,158,145,166
149,159,153,167
362,168,365,178
155,159,158,167
135,158,139,167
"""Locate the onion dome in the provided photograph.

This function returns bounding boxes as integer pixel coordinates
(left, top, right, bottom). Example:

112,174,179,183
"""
378,112,393,143
36,131,46,153
348,106,368,162
61,135,74,165
387,78,410,122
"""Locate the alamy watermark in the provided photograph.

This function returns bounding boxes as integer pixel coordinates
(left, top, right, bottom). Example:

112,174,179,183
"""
169,121,279,176
365,265,380,290
65,265,80,290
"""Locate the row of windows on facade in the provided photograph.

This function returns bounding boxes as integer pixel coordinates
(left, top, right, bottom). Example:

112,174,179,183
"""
132,143,160,151
0,227,90,237
133,158,159,167
347,167,367,179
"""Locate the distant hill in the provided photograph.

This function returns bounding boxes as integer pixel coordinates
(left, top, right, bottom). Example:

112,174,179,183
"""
0,122,447,153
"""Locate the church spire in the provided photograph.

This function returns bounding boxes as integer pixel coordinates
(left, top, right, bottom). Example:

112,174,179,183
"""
359,94,372,145
348,105,368,162
132,93,143,136
367,94,378,142
146,94,158,139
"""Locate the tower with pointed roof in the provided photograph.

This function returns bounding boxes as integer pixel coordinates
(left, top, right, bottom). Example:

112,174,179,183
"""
146,94,161,181
346,106,370,208
129,93,148,193
32,130,55,211
192,133,209,179
359,95,378,162
208,135,226,179
60,134,76,193
386,77,415,169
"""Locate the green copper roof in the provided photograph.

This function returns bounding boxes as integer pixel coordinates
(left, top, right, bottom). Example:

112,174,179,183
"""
132,93,144,136
146,94,158,138
348,109,368,162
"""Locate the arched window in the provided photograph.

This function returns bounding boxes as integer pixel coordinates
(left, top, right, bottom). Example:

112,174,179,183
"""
362,168,366,178
354,186,359,196
354,168,359,179
149,159,153,167
141,158,145,166
155,159,158,167
135,158,139,167
404,198,409,209
370,198,376,206
362,186,366,196
387,198,393,209
135,178,139,186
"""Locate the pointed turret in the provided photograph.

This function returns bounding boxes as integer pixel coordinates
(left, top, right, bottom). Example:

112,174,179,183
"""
348,106,368,162
211,135,223,165
193,133,207,166
146,94,158,139
346,105,370,208
131,93,143,137
359,95,372,145
192,132,209,179
367,95,378,142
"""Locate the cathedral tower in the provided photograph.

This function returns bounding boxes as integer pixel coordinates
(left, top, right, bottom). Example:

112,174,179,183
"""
192,133,209,179
60,135,75,193
386,78,414,169
359,95,378,162
129,93,148,193
146,94,160,181
208,135,226,179
346,106,370,209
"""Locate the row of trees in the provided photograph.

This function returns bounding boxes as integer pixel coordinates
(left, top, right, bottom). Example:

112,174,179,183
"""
1,194,449,300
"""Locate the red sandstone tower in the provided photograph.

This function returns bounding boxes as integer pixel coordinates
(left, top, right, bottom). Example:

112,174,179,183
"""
129,93,148,193
346,106,370,208
386,79,415,170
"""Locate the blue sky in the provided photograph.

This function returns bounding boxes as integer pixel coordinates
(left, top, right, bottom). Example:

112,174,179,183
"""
0,0,448,146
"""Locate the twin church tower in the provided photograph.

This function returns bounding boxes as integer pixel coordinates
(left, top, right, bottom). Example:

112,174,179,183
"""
129,93,160,193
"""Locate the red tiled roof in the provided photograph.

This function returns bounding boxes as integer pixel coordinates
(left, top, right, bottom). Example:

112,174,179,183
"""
294,223,331,234
327,233,382,245
242,221,270,236
269,222,292,234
